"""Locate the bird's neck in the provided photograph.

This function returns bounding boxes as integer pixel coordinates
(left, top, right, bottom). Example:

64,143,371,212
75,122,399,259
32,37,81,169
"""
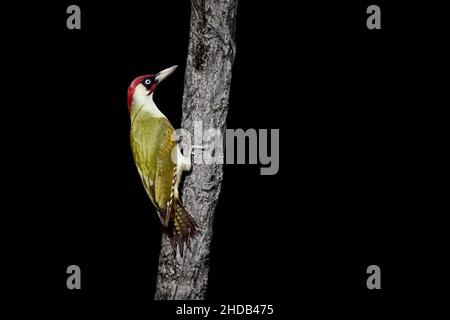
132,93,166,119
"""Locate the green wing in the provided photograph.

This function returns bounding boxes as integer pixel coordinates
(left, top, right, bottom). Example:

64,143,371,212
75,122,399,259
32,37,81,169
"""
154,120,177,210
130,109,176,213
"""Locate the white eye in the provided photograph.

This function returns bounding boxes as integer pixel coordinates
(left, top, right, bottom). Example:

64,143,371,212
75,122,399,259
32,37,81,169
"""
144,79,151,85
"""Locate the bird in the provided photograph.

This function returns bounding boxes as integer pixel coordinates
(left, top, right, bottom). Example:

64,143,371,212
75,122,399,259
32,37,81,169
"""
127,65,197,255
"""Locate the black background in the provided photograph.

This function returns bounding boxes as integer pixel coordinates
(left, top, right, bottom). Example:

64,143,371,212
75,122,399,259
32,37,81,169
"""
1,0,448,302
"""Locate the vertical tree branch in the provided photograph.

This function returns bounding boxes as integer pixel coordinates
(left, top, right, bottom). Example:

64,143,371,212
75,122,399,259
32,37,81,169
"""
154,0,238,300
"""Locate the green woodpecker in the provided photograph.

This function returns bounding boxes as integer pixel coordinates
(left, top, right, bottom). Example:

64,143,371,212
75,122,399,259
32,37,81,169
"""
128,66,197,255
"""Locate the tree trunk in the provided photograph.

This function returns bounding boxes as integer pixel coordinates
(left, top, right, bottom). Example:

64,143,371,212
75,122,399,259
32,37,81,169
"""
154,0,238,300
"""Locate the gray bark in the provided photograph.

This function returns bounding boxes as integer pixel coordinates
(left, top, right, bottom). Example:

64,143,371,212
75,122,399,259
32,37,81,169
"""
154,0,239,300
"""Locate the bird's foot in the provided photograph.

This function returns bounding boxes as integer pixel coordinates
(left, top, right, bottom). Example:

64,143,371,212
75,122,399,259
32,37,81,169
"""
191,145,207,154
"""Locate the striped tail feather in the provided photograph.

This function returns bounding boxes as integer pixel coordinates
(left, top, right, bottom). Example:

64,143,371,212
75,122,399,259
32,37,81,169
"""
163,198,198,256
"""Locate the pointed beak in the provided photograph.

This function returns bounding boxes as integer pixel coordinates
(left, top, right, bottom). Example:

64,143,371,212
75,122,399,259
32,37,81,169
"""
155,65,178,84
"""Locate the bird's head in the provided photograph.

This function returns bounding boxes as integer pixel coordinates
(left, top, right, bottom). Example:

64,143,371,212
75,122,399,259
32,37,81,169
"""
127,65,178,113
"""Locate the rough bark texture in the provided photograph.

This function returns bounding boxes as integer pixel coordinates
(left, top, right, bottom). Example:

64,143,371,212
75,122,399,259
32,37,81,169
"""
154,0,238,300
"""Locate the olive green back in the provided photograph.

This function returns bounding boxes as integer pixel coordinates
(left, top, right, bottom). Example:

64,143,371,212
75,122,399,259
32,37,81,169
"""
130,105,176,211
